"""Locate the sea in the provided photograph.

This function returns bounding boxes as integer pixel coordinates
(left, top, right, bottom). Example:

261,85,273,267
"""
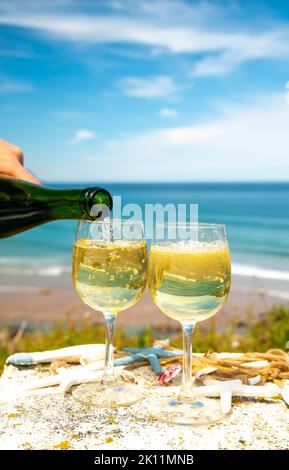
0,182,288,283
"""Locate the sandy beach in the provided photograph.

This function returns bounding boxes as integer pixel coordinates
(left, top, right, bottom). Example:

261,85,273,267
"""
0,272,288,331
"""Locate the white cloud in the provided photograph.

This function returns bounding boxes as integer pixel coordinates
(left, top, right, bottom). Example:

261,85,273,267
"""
120,76,178,98
191,53,236,77
159,107,178,118
84,93,289,181
70,129,96,143
0,1,289,76
0,78,33,94
190,34,288,77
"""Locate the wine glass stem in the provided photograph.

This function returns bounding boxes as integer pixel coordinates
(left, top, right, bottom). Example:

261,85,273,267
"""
178,322,196,403
102,312,117,386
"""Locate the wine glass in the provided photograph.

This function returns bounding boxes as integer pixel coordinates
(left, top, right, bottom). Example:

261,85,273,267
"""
72,218,148,407
148,222,231,425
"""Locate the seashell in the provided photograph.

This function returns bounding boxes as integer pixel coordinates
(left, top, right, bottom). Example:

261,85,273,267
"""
50,361,71,375
195,367,217,379
118,370,137,384
241,360,269,368
157,364,182,385
248,375,262,385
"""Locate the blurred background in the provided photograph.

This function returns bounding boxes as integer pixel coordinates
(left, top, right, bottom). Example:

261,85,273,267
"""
0,0,289,360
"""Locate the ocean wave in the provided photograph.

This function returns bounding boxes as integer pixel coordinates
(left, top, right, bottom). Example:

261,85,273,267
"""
232,263,289,281
1,258,289,281
233,285,289,300
0,258,70,276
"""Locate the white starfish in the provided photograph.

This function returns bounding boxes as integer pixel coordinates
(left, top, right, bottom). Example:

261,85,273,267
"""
197,376,279,414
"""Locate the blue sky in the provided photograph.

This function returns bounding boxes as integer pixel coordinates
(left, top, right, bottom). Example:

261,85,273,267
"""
0,0,289,182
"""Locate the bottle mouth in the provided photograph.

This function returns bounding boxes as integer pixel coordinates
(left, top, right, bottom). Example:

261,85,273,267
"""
84,187,113,220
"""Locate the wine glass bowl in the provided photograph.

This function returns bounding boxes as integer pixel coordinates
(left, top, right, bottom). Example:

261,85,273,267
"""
148,223,231,425
71,218,148,407
149,225,230,324
73,236,147,315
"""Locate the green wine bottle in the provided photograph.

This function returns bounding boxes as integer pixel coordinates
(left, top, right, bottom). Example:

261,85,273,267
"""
0,178,113,239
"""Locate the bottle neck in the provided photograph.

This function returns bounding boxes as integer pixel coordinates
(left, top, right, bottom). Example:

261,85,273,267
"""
46,187,112,220
44,187,88,219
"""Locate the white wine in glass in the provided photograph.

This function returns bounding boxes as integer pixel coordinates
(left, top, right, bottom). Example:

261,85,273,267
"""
72,219,147,407
148,223,231,425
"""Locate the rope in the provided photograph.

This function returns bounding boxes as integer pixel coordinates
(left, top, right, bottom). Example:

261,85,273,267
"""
163,349,289,384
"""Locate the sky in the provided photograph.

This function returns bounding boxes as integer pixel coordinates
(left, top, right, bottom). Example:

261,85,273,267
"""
0,0,289,182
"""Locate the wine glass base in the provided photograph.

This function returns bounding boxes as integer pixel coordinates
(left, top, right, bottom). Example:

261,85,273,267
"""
149,395,224,426
71,381,144,408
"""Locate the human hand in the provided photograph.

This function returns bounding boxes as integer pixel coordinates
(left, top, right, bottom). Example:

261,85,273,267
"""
0,139,40,184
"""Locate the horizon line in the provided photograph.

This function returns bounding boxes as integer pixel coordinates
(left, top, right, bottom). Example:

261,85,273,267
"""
43,180,289,184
